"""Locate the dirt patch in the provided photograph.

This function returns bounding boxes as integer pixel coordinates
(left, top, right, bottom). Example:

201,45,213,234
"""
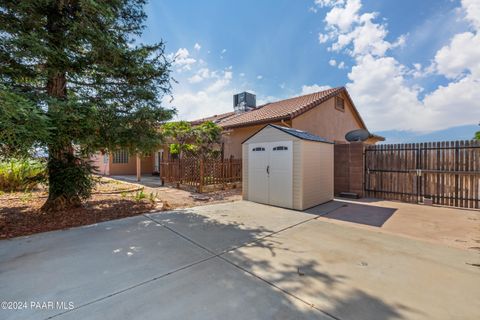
0,194,156,239
0,177,241,239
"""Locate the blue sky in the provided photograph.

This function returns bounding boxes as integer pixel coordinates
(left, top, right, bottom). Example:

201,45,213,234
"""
141,0,480,142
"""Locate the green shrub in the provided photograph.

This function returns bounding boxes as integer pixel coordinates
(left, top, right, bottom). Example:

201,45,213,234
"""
46,154,95,203
134,189,146,203
0,158,47,191
149,192,157,205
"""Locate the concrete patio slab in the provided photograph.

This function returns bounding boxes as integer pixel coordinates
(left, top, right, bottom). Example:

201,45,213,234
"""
1,200,479,320
54,257,330,320
146,201,342,254
323,199,480,250
0,215,212,320
223,217,480,320
110,175,163,188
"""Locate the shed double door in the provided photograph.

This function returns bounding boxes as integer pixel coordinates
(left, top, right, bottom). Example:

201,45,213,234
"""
248,141,293,208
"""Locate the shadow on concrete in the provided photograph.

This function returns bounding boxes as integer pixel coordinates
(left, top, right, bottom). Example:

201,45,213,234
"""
129,209,329,319
224,242,416,319
307,200,397,227
324,288,414,320
148,207,414,319
148,208,275,254
1,202,416,319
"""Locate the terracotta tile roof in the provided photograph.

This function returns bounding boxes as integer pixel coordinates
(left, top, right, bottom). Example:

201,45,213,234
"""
189,86,372,134
190,111,237,125
218,87,347,129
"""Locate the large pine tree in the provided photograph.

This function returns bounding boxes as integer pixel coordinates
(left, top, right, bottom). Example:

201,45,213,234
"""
0,0,175,210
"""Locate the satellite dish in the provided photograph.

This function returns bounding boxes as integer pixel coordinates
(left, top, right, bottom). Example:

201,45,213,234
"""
345,129,370,142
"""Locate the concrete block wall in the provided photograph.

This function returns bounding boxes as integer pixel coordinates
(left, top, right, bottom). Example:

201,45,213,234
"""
334,144,350,195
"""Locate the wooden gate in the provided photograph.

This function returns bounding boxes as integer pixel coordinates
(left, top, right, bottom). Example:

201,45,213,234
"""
364,140,480,209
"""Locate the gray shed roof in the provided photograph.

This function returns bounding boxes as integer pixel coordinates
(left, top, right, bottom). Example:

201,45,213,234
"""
242,124,333,144
269,125,333,144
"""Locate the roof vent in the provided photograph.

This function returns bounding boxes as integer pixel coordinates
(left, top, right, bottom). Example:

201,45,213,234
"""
234,92,256,113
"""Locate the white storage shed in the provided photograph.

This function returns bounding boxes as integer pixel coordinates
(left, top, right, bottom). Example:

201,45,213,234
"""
242,124,334,210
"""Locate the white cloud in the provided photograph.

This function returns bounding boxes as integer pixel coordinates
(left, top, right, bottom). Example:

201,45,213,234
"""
175,48,193,62
392,34,406,48
318,33,330,43
325,0,361,32
206,70,233,93
257,95,281,106
329,58,346,69
167,88,235,121
434,32,480,79
462,0,480,30
188,68,211,83
187,74,203,84
421,76,480,130
194,43,201,51
171,48,196,71
163,46,243,120
328,12,394,57
349,13,392,56
167,68,237,120
301,84,331,95
317,0,480,132
319,0,409,58
221,48,227,54
315,0,345,7
346,55,424,131
257,75,263,80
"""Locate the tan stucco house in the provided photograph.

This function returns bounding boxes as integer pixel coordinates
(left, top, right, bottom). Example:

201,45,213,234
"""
92,86,383,178
193,86,383,159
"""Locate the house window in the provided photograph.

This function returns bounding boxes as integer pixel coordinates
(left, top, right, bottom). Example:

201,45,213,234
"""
112,149,129,164
335,96,345,111
273,146,288,151
252,147,265,151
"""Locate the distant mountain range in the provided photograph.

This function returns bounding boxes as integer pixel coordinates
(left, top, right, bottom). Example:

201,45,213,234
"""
375,124,479,144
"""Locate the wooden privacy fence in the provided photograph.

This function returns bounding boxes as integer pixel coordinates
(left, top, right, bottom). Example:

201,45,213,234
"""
160,158,242,192
365,140,480,209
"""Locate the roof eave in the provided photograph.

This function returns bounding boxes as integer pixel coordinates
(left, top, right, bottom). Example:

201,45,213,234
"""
221,115,292,130
340,88,368,130
288,87,344,119
369,134,386,141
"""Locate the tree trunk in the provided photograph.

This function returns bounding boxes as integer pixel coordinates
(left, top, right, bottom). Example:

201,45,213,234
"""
41,4,82,212
41,71,83,212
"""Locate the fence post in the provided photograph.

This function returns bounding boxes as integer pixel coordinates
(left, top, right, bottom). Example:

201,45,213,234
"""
198,158,204,193
160,161,165,186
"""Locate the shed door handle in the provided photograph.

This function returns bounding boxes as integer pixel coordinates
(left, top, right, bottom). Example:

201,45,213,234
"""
266,165,270,174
